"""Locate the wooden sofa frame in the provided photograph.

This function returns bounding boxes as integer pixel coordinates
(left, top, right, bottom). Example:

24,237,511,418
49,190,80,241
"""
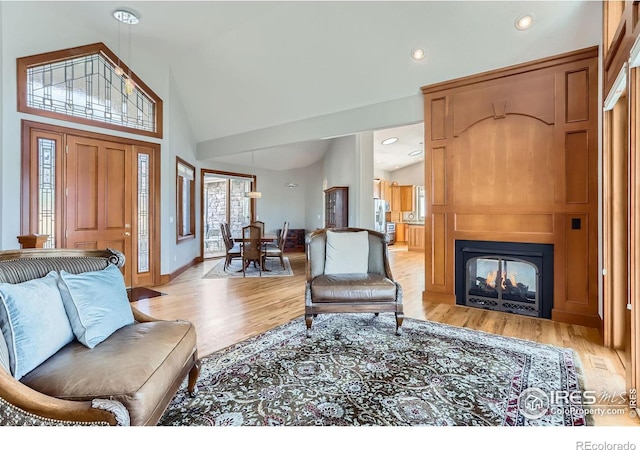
0,248,200,426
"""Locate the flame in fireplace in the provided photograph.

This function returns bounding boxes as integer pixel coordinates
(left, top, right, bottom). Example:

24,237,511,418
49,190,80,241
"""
486,271,497,288
485,270,519,290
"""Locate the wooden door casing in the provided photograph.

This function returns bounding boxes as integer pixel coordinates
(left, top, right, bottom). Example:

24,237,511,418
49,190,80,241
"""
65,136,133,285
22,121,161,289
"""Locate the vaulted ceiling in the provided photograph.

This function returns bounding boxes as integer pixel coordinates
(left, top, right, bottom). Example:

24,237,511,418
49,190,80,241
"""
19,1,602,170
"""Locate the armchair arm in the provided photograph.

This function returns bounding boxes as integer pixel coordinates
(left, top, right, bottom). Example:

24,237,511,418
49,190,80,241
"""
0,369,128,425
130,305,159,323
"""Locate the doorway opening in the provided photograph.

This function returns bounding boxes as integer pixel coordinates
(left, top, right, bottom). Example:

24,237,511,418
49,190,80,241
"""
200,169,258,259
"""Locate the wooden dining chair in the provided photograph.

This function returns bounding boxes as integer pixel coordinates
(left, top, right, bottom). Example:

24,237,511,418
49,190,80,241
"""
241,224,264,277
265,221,289,268
221,223,241,270
250,221,265,236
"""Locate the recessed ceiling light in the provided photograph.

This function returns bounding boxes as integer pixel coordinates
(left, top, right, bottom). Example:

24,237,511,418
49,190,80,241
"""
515,13,534,31
381,137,399,145
411,48,425,61
113,9,140,25
286,183,298,188
408,150,423,156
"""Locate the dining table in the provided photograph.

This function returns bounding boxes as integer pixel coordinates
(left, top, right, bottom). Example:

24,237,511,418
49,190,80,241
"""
231,234,278,244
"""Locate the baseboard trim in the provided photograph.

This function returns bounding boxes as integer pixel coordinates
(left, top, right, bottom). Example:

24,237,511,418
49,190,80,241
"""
422,291,455,304
159,257,199,285
551,309,603,329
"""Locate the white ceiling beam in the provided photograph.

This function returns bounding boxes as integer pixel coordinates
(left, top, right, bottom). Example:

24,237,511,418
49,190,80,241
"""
196,95,424,160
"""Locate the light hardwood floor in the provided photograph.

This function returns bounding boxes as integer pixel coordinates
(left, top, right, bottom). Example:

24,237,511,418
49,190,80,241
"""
133,245,638,426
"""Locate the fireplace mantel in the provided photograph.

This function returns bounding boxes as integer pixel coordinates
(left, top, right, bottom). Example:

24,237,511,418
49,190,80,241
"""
420,47,600,328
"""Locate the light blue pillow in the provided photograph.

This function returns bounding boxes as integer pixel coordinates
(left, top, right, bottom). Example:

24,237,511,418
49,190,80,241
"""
58,265,134,349
0,272,74,379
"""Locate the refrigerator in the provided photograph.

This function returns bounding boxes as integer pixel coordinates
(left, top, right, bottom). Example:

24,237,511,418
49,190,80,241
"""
374,199,388,233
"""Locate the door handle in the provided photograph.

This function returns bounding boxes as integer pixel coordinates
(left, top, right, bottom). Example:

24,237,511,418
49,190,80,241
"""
123,232,131,237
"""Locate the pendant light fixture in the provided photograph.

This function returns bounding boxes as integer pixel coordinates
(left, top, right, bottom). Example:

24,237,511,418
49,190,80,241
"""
114,19,125,76
112,9,139,95
245,151,262,199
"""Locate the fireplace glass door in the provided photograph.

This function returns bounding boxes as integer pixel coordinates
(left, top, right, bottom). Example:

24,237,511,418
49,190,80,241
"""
466,256,539,317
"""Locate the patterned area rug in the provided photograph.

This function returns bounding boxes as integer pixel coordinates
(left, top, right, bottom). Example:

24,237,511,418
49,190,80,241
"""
159,314,591,426
202,257,293,278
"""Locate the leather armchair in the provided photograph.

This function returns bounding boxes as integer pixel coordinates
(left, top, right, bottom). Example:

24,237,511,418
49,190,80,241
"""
305,227,403,336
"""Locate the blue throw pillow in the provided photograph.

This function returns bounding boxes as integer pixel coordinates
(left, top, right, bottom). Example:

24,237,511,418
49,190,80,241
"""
0,272,74,379
58,264,134,349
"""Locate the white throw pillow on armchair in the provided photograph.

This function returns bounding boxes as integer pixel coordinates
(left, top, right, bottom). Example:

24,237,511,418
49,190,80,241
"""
324,230,369,275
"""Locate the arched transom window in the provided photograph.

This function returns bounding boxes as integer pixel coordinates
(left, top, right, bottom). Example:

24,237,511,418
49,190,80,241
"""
17,42,163,138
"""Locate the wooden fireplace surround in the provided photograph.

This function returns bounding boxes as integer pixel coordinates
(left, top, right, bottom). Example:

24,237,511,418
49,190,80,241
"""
420,46,600,328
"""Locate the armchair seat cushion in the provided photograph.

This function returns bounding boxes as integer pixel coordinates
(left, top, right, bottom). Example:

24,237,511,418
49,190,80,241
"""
20,320,197,426
311,273,397,302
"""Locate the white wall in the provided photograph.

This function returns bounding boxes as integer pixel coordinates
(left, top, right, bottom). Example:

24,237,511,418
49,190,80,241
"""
303,159,325,233
356,131,374,229
166,70,199,274
374,168,391,180
389,161,424,186
322,136,357,227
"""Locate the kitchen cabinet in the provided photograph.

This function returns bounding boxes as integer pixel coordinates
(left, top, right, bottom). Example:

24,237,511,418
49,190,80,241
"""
400,185,414,211
408,225,425,251
324,186,349,228
375,179,393,202
390,184,401,211
381,180,391,202
396,223,407,243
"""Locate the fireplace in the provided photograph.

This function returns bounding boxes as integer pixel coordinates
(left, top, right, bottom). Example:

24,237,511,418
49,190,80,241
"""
455,240,553,319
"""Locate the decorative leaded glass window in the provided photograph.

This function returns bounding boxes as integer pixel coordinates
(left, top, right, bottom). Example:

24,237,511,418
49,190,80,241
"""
17,43,163,139
137,153,150,273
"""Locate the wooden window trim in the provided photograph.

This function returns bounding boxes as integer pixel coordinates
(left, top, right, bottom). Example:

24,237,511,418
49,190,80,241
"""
176,157,196,243
17,42,163,139
199,168,257,257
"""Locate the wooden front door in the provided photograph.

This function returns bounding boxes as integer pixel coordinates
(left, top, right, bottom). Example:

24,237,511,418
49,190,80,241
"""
22,121,160,288
65,136,133,285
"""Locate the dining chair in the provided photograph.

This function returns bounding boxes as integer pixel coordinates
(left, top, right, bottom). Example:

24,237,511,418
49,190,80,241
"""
223,222,234,245
265,221,289,268
250,220,265,236
241,224,264,277
221,223,241,270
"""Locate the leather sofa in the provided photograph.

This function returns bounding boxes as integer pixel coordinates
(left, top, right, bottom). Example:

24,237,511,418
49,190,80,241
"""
305,227,404,335
0,248,200,426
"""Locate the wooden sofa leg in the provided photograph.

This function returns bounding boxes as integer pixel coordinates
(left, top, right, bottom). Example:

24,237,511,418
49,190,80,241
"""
395,312,404,336
188,359,201,397
305,313,313,337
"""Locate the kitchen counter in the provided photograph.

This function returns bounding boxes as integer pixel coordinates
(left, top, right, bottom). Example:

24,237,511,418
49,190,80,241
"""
403,221,425,225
